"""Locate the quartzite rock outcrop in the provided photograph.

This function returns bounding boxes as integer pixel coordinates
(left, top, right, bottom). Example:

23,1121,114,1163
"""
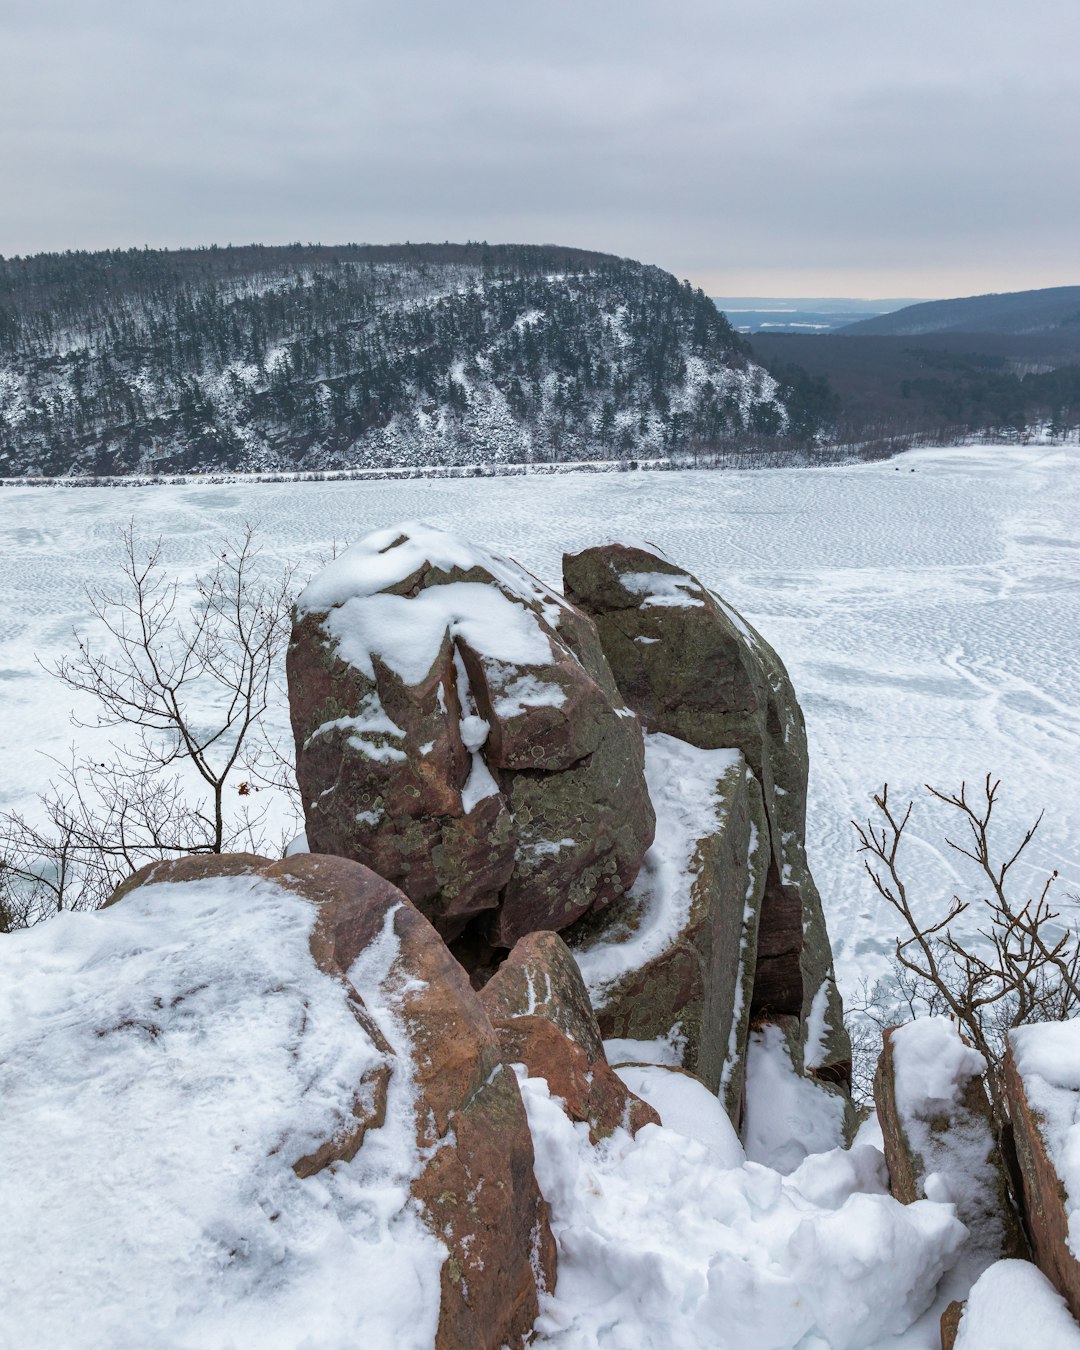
562,540,851,1086
266,853,556,1348
287,523,655,955
479,929,661,1141
1005,1024,1080,1322
287,522,852,1137
568,735,768,1120
114,851,556,1350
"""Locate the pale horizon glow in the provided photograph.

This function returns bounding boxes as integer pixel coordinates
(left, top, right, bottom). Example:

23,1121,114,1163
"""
1,1,1076,300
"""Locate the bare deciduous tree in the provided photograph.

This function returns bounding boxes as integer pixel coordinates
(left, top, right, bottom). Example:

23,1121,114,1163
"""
0,524,297,931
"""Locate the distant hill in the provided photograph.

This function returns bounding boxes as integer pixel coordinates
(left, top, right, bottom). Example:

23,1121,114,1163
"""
751,328,1080,442
837,285,1080,338
747,283,1080,445
0,242,801,479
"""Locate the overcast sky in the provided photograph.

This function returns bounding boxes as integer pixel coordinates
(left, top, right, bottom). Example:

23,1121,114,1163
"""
2,0,1076,297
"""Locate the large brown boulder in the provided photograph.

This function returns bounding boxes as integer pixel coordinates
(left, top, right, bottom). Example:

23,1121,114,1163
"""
287,523,655,955
562,541,850,1084
875,1020,1027,1267
264,854,556,1349
567,738,767,1122
1006,1025,1080,1320
112,852,398,1180
119,851,555,1350
479,929,660,1141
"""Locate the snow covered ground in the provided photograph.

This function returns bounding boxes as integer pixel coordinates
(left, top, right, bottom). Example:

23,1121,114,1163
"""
1,442,1077,996
0,866,972,1350
2,442,1079,1349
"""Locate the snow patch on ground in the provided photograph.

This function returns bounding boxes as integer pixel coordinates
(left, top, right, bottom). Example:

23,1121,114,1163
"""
953,1258,1080,1348
613,1063,744,1167
742,1022,847,1173
521,1070,965,1349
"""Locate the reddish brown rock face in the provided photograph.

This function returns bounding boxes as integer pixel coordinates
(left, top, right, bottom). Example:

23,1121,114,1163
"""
287,615,516,936
562,540,851,1087
287,524,654,955
1005,1042,1080,1319
119,851,555,1350
480,931,660,1142
940,1299,965,1349
566,749,767,1121
265,854,556,1349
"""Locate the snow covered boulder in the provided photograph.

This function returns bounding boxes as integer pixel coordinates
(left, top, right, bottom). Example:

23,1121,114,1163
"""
563,540,850,1087
568,733,767,1117
287,523,654,955
264,853,556,1348
479,929,660,1142
1,856,436,1347
1006,1021,1080,1321
874,1019,1027,1266
3,850,554,1350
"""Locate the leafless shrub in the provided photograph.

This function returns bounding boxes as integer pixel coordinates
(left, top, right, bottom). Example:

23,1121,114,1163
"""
851,776,1077,1128
0,524,297,930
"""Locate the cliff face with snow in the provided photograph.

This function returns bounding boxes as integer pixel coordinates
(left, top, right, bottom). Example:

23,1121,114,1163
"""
0,242,789,477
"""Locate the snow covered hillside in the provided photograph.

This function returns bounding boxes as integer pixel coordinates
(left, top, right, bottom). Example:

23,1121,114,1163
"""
0,242,790,477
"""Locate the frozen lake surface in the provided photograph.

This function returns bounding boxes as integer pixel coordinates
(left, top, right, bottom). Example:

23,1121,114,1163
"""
2,442,1077,995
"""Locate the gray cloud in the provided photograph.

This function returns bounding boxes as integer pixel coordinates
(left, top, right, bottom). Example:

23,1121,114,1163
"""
1,0,1077,295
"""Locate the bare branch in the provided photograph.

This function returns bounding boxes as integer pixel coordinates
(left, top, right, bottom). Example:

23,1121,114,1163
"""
849,778,1069,1131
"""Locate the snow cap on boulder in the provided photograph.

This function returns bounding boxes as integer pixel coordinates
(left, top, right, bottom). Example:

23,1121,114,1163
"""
1,850,557,1350
1006,1020,1080,1320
